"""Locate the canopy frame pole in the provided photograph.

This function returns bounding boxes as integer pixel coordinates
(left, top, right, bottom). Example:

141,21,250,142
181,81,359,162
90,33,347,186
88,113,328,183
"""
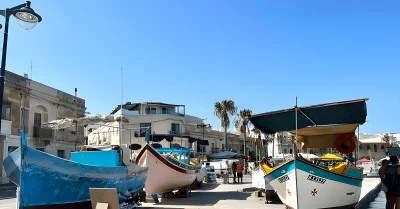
297,108,317,126
356,124,360,165
294,97,298,157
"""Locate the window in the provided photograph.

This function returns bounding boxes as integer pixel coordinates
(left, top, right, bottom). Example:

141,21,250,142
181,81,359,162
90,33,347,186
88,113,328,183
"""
57,150,65,158
140,123,151,137
171,123,180,135
7,146,18,155
222,144,225,151
211,143,214,148
150,108,156,114
381,145,385,149
366,145,370,150
34,112,41,126
359,144,363,149
162,108,170,114
374,144,377,152
2,101,11,120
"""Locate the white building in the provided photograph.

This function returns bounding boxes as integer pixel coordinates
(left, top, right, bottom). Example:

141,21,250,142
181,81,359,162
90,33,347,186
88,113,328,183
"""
87,102,244,156
27,81,86,159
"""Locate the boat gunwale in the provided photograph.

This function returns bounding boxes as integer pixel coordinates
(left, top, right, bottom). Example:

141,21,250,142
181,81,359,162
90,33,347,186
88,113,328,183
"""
265,157,362,181
136,144,198,174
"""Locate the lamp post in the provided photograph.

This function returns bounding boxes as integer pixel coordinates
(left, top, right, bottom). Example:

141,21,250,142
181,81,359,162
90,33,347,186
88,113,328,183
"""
0,1,41,132
197,123,211,156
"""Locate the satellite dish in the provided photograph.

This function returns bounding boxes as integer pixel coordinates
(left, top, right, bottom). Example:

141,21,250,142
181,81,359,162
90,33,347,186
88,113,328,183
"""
129,143,142,150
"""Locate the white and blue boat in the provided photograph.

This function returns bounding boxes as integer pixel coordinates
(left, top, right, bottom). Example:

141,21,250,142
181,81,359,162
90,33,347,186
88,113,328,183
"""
3,108,148,209
249,98,368,209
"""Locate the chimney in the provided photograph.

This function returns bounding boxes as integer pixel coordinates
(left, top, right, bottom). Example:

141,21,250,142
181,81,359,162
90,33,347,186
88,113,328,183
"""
24,73,28,78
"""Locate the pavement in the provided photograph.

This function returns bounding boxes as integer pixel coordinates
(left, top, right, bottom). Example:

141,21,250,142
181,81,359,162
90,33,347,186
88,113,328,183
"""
0,176,380,209
141,175,285,209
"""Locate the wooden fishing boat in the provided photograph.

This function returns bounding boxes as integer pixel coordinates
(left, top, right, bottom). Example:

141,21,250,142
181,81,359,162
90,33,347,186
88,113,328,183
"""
136,144,200,195
3,108,148,209
250,98,368,209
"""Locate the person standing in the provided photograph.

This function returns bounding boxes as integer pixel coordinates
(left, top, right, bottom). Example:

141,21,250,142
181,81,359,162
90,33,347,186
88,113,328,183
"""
236,161,244,184
383,156,400,209
232,162,237,183
379,159,389,195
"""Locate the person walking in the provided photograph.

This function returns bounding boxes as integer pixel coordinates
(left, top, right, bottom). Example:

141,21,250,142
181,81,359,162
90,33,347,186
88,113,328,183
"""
232,162,237,183
236,161,244,184
383,156,400,209
379,159,389,204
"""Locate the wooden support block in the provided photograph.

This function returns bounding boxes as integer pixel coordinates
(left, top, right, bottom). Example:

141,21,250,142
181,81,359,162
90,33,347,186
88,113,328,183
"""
96,203,109,209
253,191,262,197
89,188,120,209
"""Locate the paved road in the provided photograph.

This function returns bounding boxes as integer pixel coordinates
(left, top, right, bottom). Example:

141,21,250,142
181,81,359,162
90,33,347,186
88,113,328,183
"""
0,189,17,209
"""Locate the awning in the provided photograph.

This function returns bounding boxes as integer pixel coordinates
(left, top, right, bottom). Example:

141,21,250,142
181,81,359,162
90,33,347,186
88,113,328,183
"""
198,139,209,146
207,151,245,160
249,98,368,134
150,134,174,142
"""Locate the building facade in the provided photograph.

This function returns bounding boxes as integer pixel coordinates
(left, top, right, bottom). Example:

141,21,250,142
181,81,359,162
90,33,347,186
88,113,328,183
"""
87,102,244,157
0,71,86,184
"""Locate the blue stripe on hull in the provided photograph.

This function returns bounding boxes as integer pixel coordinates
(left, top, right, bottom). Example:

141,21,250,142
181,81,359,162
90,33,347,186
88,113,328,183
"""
264,160,295,183
264,159,362,187
3,147,148,207
296,160,362,187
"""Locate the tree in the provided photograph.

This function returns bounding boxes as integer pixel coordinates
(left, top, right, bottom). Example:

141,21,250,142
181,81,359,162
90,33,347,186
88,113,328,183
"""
263,132,274,157
381,133,390,156
234,109,252,156
214,100,237,150
251,128,261,161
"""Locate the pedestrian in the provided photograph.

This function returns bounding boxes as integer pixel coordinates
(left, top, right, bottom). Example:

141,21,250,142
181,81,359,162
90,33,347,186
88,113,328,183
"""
236,161,244,184
232,162,237,183
379,159,389,195
383,156,400,209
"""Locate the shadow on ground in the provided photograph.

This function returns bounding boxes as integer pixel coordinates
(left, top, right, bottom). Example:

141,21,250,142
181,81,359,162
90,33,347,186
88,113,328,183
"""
153,191,252,206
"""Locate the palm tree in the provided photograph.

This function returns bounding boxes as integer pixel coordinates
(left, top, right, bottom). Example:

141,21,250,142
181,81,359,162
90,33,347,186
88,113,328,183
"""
214,100,237,151
263,132,275,157
381,133,390,156
251,128,262,161
234,109,252,156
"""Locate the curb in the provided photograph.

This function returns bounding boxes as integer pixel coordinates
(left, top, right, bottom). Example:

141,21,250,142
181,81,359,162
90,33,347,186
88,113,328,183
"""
355,182,382,209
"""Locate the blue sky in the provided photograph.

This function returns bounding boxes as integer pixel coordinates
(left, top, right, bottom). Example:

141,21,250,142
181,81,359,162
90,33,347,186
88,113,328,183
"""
3,0,399,134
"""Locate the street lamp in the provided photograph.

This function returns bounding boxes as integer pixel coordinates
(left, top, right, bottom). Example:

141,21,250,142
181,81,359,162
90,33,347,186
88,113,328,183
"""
197,123,211,156
0,1,41,132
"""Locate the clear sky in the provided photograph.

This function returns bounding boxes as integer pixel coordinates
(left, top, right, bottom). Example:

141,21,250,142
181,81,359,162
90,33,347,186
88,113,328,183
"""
3,0,399,134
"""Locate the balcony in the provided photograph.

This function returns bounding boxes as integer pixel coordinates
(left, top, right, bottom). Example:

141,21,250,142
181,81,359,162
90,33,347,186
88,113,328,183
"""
33,126,53,139
211,148,219,153
1,120,11,135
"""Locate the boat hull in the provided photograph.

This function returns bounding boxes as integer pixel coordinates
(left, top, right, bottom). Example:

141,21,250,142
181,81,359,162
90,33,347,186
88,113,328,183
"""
136,145,199,195
3,147,148,208
265,159,362,209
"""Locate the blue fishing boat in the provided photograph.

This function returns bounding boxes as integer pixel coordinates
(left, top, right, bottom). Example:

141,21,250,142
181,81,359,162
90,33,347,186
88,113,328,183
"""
3,108,148,209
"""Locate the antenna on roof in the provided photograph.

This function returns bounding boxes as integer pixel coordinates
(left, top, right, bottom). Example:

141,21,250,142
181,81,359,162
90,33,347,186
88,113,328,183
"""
30,60,33,80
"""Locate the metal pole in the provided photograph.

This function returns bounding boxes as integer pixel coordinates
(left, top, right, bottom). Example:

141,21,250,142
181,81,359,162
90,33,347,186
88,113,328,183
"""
119,68,123,147
295,97,298,157
357,124,360,165
202,125,205,156
129,130,132,162
74,88,78,151
0,10,10,133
